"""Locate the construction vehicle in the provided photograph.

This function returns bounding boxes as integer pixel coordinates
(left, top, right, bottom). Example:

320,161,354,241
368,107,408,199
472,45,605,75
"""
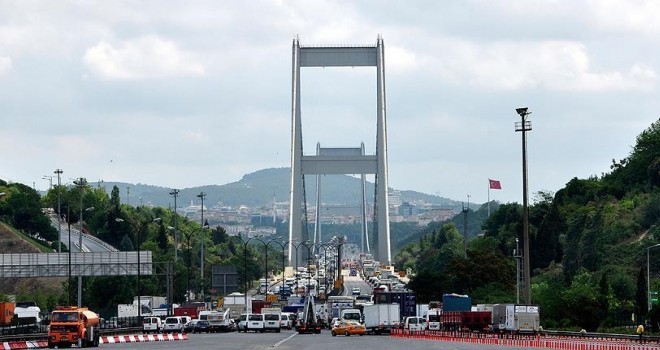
296,296,321,334
48,306,100,348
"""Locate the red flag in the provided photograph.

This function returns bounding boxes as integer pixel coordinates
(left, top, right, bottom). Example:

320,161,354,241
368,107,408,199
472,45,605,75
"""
489,179,502,190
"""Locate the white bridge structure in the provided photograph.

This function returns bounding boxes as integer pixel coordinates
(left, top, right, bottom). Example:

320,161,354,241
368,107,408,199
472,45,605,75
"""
288,36,392,265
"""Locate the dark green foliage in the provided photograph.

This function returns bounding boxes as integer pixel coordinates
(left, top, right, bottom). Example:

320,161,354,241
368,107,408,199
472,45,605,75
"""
399,119,660,330
0,181,58,244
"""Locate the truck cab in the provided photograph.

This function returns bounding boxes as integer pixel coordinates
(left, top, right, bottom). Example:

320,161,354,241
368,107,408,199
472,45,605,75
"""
48,306,100,348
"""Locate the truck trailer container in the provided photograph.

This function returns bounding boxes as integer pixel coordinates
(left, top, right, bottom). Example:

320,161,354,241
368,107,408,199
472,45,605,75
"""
362,304,400,334
442,293,471,312
373,291,416,320
492,304,540,333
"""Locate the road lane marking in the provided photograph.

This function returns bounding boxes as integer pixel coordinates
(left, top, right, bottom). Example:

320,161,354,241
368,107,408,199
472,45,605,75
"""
272,332,297,347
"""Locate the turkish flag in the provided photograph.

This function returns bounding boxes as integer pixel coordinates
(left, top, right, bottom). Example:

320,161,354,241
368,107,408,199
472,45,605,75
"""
489,179,502,190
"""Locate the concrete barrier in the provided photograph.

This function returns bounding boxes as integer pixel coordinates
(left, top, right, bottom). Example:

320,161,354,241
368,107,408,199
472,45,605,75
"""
1,340,48,349
100,333,188,344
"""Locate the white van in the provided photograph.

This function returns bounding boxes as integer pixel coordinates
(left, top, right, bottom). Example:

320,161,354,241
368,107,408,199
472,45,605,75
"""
264,313,281,332
163,316,184,333
247,314,265,332
142,316,162,333
280,312,293,330
238,313,249,332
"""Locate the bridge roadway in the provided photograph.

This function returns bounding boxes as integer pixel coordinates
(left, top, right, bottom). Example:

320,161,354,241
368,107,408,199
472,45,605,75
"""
102,330,532,350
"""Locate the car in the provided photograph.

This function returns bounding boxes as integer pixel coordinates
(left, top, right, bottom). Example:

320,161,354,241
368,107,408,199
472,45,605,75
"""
351,287,361,295
280,312,293,330
237,313,249,332
247,314,265,333
264,313,281,333
331,320,366,336
183,320,197,333
142,316,162,333
163,316,185,333
193,320,211,333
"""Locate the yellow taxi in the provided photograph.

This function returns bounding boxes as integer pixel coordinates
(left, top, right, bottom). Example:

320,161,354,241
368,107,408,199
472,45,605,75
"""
331,320,366,336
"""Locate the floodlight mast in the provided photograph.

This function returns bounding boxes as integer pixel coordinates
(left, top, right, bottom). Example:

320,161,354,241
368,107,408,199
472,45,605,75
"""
515,107,532,305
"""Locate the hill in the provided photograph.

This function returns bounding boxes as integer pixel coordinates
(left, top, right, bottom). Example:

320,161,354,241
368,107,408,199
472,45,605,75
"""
93,168,472,212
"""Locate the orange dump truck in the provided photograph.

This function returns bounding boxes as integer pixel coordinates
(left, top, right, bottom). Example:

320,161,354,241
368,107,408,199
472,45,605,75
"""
48,306,100,348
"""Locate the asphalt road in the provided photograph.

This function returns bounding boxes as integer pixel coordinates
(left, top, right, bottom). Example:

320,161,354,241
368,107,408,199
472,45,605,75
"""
51,217,117,252
102,330,539,350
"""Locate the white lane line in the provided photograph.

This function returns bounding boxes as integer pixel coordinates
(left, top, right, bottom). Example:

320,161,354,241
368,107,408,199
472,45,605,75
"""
272,332,297,347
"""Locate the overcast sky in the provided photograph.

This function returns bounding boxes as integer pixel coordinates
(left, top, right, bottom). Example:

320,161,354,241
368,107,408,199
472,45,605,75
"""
1,1,659,206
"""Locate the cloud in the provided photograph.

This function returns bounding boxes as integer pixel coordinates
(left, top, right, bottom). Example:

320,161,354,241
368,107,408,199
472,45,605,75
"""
82,36,205,80
0,56,11,75
434,40,657,91
588,0,660,35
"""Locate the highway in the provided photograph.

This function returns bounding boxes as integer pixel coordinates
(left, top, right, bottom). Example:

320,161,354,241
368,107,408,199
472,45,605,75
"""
50,217,117,252
341,274,372,296
101,330,535,350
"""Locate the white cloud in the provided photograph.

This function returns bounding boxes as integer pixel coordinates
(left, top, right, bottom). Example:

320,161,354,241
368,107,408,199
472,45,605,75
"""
588,0,660,35
434,40,657,91
82,36,205,80
0,56,11,75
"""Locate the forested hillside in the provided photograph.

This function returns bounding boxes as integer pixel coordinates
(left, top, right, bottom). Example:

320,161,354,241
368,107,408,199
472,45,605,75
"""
399,119,660,331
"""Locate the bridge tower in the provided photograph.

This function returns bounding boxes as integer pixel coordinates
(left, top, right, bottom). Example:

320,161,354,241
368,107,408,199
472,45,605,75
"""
288,36,391,265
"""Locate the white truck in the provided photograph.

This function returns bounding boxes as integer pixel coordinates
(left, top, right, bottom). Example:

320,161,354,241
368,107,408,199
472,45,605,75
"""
492,304,540,334
362,304,400,335
426,308,441,330
117,303,152,318
199,309,234,332
223,292,252,320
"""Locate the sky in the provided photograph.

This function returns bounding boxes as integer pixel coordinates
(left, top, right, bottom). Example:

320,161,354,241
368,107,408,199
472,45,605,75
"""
1,0,659,206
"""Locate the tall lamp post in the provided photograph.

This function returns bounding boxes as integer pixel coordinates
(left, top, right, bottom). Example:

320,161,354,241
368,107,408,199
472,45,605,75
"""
238,234,265,308
181,223,208,302
647,244,660,312
266,240,286,295
77,206,94,307
169,189,179,261
197,192,206,300
73,177,88,308
515,107,532,305
116,216,161,320
54,169,63,253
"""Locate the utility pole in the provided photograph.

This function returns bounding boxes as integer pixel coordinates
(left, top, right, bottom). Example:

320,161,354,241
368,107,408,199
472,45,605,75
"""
462,195,470,258
54,169,63,253
515,107,532,305
74,177,87,307
126,186,130,206
169,189,180,261
197,191,207,301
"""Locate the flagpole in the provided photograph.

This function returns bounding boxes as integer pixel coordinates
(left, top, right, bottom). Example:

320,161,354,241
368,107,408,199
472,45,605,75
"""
488,179,491,217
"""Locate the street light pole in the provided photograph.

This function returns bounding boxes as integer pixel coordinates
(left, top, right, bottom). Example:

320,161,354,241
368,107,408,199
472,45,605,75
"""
197,192,206,300
647,244,660,313
169,189,179,261
515,107,532,305
54,169,63,253
74,177,87,308
116,216,161,321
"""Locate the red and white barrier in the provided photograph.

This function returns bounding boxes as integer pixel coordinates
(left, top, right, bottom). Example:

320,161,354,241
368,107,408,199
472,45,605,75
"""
1,340,48,349
100,333,188,344
391,329,659,350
